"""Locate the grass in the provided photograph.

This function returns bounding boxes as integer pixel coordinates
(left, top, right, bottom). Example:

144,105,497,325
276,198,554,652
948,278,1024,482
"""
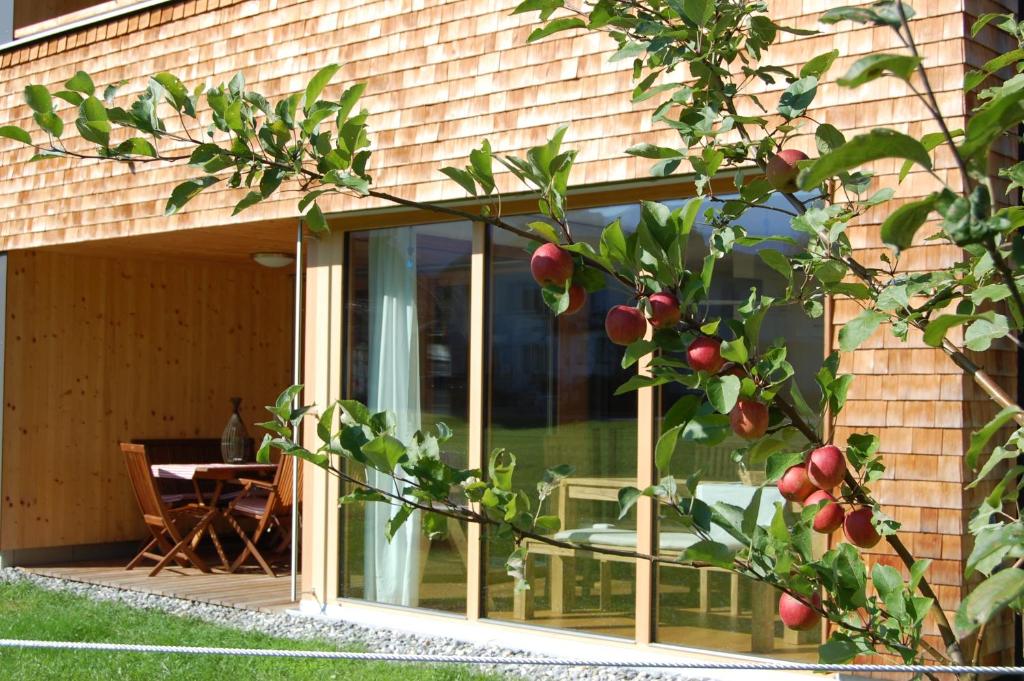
0,579,508,681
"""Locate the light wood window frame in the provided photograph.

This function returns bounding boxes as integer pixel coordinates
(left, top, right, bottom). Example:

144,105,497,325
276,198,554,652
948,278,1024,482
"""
302,178,751,645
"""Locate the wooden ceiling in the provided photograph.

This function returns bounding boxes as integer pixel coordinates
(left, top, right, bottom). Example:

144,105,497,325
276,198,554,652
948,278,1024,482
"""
42,218,301,264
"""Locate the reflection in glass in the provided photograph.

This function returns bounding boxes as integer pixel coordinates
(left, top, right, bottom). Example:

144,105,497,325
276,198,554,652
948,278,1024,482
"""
653,194,823,659
341,222,472,613
484,220,638,639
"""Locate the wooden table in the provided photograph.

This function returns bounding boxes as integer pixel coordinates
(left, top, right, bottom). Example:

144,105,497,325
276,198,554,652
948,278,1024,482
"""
151,463,278,570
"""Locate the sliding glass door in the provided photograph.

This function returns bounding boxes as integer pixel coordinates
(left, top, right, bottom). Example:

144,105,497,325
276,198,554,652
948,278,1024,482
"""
341,221,472,613
334,193,823,659
483,211,638,638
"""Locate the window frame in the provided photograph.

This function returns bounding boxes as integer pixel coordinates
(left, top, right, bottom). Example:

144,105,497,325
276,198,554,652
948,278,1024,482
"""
312,174,828,655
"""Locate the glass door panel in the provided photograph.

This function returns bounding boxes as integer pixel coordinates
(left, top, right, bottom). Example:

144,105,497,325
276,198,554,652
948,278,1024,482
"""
341,221,472,614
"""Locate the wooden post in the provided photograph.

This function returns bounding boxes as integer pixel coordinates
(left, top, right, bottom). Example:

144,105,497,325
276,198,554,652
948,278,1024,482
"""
466,221,486,620
301,231,344,606
635,336,657,644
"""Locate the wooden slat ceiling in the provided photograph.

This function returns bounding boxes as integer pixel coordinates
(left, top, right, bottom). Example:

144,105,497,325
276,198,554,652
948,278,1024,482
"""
43,217,299,263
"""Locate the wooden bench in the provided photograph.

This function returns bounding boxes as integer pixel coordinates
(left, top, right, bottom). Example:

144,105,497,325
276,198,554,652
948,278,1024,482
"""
512,477,801,653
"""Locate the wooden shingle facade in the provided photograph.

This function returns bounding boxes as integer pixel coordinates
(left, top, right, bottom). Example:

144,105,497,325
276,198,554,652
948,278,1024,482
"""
0,0,1017,667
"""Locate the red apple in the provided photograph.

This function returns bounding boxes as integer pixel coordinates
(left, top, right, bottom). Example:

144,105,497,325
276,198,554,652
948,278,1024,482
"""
730,398,769,440
804,490,845,534
647,292,681,328
766,149,809,193
844,507,881,548
720,364,746,378
687,336,725,373
779,592,821,631
564,284,586,316
530,243,574,287
778,463,816,502
807,444,847,490
605,305,647,346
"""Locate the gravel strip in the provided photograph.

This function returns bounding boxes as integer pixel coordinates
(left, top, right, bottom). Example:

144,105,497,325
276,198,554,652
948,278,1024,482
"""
0,567,714,681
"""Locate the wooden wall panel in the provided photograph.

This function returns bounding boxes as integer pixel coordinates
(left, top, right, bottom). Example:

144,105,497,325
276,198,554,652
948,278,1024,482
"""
0,248,292,550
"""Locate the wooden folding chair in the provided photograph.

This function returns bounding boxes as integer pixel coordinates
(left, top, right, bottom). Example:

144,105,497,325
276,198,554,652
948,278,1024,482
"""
223,454,301,576
120,443,214,576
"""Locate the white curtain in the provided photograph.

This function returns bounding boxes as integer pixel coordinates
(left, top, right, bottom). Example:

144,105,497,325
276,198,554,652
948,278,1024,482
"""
364,227,422,607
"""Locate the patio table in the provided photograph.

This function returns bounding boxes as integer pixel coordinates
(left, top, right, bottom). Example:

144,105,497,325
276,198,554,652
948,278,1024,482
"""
151,463,278,570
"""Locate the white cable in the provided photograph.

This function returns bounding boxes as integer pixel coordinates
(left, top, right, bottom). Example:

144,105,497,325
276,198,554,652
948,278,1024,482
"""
0,639,1022,674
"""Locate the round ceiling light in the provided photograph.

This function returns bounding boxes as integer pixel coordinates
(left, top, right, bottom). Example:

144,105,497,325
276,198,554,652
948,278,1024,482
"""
251,252,295,268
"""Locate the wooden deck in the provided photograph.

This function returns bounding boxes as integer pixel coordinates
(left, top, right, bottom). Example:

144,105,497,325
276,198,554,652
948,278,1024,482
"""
25,564,298,614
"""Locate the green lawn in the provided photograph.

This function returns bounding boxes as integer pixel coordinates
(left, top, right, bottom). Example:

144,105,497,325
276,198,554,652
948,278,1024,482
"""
0,579,508,681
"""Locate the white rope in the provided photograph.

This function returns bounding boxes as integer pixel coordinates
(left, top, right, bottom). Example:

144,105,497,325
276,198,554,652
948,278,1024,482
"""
0,639,1022,674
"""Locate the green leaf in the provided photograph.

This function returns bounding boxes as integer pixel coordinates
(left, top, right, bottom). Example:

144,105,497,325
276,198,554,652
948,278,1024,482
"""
765,451,805,483
720,338,747,364
838,309,887,351
232,191,264,216
25,85,53,114
535,515,561,532
799,129,932,190
80,96,108,126
336,82,366,124
54,90,84,106
440,167,477,196
954,568,1024,638
164,176,220,216
682,540,735,569
304,64,341,111
707,375,741,414
758,249,792,282
964,315,1009,352
65,71,95,96
818,638,867,664
922,313,987,347
972,12,1016,37
33,112,63,137
837,54,921,88
880,195,937,252
966,523,1024,576
966,405,1023,469
618,486,642,519
815,123,846,155
909,559,931,591
363,434,407,473
152,72,189,110
778,76,817,118
0,125,31,145
872,563,903,601
224,99,245,134
655,425,682,474
304,202,329,233
540,285,570,316
386,505,414,541
900,130,959,182
960,75,1024,162
527,17,586,42
625,143,683,159
679,0,713,25
969,446,1020,491
801,50,839,79
114,137,157,157
338,399,371,426
621,339,656,369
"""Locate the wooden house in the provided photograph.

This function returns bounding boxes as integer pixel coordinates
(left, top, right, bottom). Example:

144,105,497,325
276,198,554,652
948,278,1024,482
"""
0,0,1017,669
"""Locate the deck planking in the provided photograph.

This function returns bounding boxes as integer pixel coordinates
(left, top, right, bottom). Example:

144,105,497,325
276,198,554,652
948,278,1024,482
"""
24,563,298,614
